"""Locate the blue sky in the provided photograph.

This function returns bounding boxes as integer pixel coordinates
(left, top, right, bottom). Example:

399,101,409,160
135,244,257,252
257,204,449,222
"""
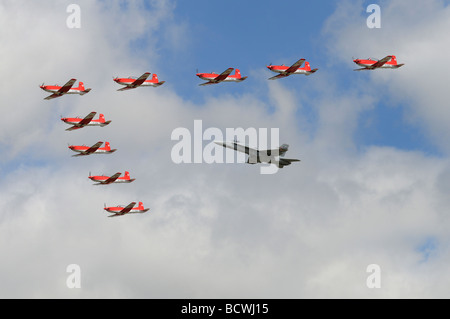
137,0,440,156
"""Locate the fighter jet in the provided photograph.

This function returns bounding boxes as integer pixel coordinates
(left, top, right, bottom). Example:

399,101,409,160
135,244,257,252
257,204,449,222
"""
214,140,300,168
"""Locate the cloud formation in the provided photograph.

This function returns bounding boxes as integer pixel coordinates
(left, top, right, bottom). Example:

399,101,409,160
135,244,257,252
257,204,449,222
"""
0,0,449,299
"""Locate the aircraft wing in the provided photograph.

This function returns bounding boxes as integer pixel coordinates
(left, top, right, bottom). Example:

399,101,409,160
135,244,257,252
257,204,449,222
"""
84,141,103,154
119,202,137,215
66,111,97,131
79,112,97,125
284,58,305,74
210,67,234,83
44,78,77,100
117,86,136,91
268,73,289,80
130,72,151,87
277,158,301,168
58,78,77,93
369,55,392,69
107,202,136,217
44,93,63,100
229,143,255,155
199,81,218,86
102,172,121,185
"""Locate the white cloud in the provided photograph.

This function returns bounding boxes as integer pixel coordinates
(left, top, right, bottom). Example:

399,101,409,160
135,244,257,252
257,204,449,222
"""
322,0,450,154
0,0,450,299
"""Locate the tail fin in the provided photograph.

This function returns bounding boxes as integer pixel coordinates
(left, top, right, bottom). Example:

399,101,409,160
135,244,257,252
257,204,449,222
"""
152,74,159,83
279,144,289,157
304,62,311,71
390,55,403,67
99,114,105,123
78,82,85,91
304,62,318,75
235,69,248,81
125,171,130,179
138,202,144,209
104,142,111,150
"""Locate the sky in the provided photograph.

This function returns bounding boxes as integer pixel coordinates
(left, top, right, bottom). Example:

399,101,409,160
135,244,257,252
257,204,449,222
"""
1,0,450,298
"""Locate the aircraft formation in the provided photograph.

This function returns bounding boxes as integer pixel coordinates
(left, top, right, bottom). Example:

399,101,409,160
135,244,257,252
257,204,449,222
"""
41,55,404,217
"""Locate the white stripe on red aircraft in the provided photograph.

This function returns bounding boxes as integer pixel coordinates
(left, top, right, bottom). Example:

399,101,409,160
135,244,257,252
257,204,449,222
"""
104,202,149,217
61,112,111,131
196,68,248,86
113,72,165,91
40,78,91,100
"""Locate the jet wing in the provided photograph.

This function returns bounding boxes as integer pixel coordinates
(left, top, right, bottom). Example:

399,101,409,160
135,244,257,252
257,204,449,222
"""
284,58,305,74
277,158,301,168
102,172,122,185
229,143,255,155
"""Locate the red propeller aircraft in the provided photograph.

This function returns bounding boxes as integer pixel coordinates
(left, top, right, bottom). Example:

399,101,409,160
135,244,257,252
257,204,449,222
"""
267,58,318,80
353,55,404,71
68,141,117,157
196,68,248,86
113,72,165,91
61,112,111,131
40,78,91,100
89,171,136,185
104,202,150,217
